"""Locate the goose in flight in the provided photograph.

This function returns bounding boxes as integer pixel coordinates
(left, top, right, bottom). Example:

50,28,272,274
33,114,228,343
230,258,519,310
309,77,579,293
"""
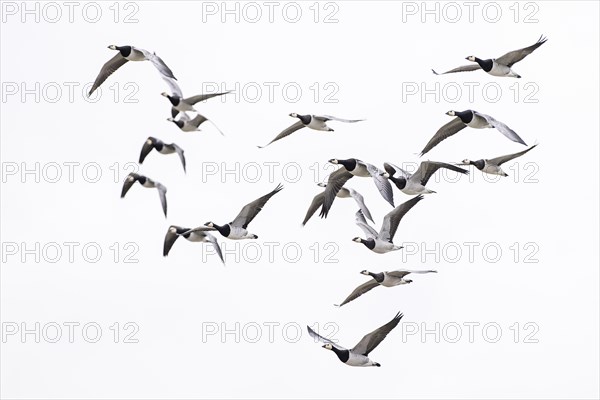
459,144,538,177
163,225,224,264
432,35,547,78
167,111,225,136
120,173,167,217
353,195,424,254
139,137,186,172
302,183,374,226
420,110,527,156
307,312,403,367
88,45,176,96
383,161,468,195
335,269,437,307
258,114,363,148
162,77,230,118
204,184,283,240
320,158,394,219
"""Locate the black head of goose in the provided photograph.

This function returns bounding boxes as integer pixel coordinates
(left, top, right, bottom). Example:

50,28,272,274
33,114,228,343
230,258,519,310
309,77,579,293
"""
289,113,312,125
353,237,375,250
329,158,358,172
203,222,236,238
361,270,384,283
465,56,493,72
446,110,473,124
161,92,181,106
108,45,132,57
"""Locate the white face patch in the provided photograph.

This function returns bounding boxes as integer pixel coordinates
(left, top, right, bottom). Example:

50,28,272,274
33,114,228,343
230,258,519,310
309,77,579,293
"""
169,227,177,233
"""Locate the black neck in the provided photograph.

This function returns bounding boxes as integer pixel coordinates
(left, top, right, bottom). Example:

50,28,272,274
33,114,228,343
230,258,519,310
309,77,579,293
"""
362,239,375,250
390,176,406,190
474,57,493,72
455,110,474,124
369,272,385,283
330,347,350,363
297,114,312,124
117,45,132,57
213,223,231,237
167,95,180,106
338,158,357,171
471,159,485,170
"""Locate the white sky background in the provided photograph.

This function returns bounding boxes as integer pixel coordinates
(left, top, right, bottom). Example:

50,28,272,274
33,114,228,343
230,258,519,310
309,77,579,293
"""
1,1,599,398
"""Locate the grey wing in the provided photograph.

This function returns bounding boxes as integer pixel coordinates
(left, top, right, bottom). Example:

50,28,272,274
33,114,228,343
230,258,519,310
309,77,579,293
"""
351,312,403,356
120,173,139,198
178,112,192,122
431,64,481,75
414,161,469,186
162,76,183,97
319,168,353,219
139,48,177,80
306,325,346,351
379,195,424,242
163,226,181,256
488,144,538,166
139,138,155,164
476,112,527,145
184,91,231,105
156,183,168,217
335,279,380,307
171,143,186,173
383,162,411,179
355,210,379,239
315,115,364,123
348,189,374,223
302,191,325,226
88,53,128,96
367,163,394,207
190,113,209,128
205,233,225,264
258,120,305,148
232,184,284,228
386,269,437,278
419,117,466,156
495,35,547,67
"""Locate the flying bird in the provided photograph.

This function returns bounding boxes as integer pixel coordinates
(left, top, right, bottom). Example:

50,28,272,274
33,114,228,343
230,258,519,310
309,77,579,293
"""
420,110,527,156
432,35,547,78
204,184,283,240
335,269,437,307
258,113,363,148
307,312,403,367
167,112,225,135
383,161,468,195
120,173,167,217
162,76,230,118
302,183,374,226
88,45,176,96
320,158,394,219
163,225,224,264
353,195,424,254
139,137,186,172
459,144,538,177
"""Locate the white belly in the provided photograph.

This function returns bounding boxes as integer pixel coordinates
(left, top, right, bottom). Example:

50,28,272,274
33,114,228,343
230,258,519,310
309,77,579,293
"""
373,240,399,254
483,162,506,176
228,226,251,240
381,275,404,287
307,118,329,131
346,353,372,367
467,114,491,129
159,147,176,155
181,123,199,132
127,49,147,61
402,180,427,195
176,102,196,113
488,61,512,76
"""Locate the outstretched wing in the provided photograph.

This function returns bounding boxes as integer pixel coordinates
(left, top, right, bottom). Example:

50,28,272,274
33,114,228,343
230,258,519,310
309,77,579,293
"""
162,76,183,98
156,183,168,217
306,325,345,350
335,279,380,307
205,233,225,265
171,143,187,173
475,112,527,146
366,163,394,207
419,117,466,156
302,191,325,226
319,168,354,219
351,312,403,356
431,64,481,75
88,53,128,96
163,226,182,256
386,269,437,279
488,144,538,166
355,210,378,239
139,48,177,80
120,173,139,198
413,161,468,186
383,162,412,180
184,91,231,105
139,137,155,164
379,195,424,242
314,115,364,123
495,35,547,67
348,188,374,223
232,184,284,229
258,120,305,148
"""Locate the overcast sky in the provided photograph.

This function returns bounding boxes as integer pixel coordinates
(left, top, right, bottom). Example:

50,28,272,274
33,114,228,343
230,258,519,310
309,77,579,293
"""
1,1,599,399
